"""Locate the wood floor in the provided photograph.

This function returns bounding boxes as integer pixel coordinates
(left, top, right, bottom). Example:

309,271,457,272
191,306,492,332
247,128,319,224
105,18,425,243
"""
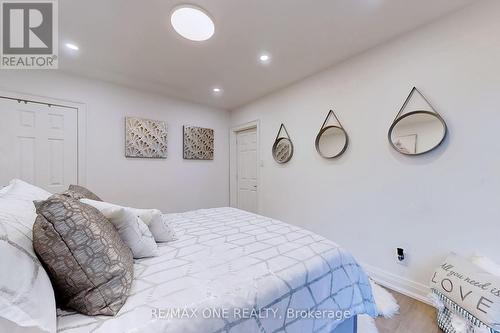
375,290,441,333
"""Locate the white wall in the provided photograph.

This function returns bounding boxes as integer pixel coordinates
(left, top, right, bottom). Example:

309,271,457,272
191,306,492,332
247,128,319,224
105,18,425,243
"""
230,0,500,300
0,71,230,213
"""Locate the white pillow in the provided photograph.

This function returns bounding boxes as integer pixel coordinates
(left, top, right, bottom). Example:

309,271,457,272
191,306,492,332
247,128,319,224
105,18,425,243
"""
148,214,178,242
0,182,56,333
471,256,500,277
0,179,51,202
81,201,158,258
0,184,12,195
80,199,177,243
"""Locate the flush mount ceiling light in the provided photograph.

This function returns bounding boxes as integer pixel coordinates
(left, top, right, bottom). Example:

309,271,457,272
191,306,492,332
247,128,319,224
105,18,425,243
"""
259,53,271,65
259,54,270,62
171,5,215,41
65,43,79,51
212,87,222,94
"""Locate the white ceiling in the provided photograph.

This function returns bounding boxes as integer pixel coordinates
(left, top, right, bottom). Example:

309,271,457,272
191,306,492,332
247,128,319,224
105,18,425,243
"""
59,0,476,110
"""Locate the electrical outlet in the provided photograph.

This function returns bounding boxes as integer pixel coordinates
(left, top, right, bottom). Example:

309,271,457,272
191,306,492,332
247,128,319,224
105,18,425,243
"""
397,247,408,266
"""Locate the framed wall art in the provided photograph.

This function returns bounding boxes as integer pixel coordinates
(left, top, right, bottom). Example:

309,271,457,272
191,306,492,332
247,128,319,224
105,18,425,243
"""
183,126,214,160
125,117,168,158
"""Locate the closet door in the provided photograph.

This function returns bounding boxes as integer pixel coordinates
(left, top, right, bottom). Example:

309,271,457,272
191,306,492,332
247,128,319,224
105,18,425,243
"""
0,98,78,193
236,127,258,213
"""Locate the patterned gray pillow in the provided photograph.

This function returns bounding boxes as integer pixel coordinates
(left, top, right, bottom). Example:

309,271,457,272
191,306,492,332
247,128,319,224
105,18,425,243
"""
33,194,133,316
63,184,103,201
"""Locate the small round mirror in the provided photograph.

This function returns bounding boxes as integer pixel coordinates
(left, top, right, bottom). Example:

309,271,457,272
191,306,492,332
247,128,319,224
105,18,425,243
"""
272,137,293,163
315,126,348,158
389,111,446,155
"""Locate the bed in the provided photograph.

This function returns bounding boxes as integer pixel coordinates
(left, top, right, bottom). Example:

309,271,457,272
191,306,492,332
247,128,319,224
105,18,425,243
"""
57,207,376,333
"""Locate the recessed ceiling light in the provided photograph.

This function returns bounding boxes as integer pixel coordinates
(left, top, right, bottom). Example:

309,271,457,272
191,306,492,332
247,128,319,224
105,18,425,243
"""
65,43,79,51
171,5,215,41
212,87,222,93
259,54,270,62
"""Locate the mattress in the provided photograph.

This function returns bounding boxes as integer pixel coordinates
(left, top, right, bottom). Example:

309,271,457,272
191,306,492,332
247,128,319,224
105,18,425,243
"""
57,208,376,333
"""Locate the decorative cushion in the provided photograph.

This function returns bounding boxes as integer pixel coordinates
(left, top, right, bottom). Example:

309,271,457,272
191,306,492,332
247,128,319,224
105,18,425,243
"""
33,194,133,316
431,253,500,330
63,184,102,201
0,180,56,333
81,199,158,258
148,213,178,242
433,289,499,333
109,209,158,258
80,199,177,243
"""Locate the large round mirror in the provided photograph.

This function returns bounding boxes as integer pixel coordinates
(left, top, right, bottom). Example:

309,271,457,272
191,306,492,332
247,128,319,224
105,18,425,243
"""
389,111,447,155
315,126,348,158
272,137,293,163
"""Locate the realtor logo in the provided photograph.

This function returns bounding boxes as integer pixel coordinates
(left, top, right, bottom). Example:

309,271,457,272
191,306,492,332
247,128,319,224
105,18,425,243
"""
1,0,58,69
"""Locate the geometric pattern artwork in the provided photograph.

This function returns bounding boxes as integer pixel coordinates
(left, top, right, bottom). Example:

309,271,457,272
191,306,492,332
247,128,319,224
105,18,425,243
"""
125,117,167,158
57,207,376,332
33,194,134,316
183,126,214,160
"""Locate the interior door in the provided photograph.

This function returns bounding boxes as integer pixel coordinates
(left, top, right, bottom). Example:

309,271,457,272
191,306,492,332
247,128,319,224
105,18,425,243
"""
236,127,258,213
0,98,78,193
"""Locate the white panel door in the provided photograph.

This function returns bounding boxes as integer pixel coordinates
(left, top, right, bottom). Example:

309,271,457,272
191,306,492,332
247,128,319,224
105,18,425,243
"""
0,98,78,193
236,128,258,213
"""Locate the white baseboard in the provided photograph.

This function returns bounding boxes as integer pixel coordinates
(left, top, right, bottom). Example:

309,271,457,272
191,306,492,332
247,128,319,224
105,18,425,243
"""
363,263,432,306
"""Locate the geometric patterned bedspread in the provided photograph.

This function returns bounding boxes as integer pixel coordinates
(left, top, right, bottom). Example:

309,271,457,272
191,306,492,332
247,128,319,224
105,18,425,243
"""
57,208,376,333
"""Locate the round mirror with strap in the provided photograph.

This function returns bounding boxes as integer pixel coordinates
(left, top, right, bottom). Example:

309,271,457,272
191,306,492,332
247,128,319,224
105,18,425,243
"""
272,123,293,164
315,110,349,159
388,87,447,156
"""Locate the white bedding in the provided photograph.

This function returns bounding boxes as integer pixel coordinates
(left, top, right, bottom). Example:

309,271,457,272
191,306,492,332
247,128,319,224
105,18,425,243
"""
57,208,376,333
